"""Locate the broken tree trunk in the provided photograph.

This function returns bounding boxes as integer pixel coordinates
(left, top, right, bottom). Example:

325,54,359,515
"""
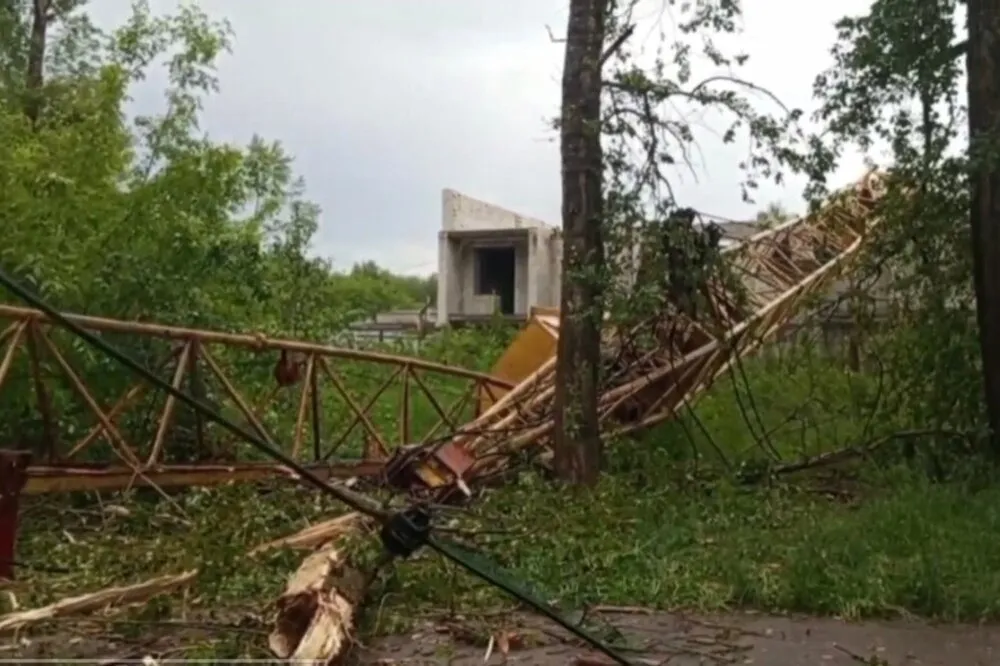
267,513,376,664
251,512,368,557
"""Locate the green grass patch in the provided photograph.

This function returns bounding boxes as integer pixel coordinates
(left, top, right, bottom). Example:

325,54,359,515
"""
11,333,1000,659
17,467,1000,641
381,468,1000,626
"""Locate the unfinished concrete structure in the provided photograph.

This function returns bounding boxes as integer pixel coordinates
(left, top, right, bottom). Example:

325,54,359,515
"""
434,189,780,327
436,190,562,326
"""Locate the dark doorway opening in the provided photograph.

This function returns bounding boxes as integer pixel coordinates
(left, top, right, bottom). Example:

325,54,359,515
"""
474,246,516,315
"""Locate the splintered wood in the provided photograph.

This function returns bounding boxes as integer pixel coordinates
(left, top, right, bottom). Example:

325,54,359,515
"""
0,570,197,633
265,514,374,665
250,512,369,556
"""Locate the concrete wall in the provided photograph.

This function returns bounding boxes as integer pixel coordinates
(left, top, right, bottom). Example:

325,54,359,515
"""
438,233,527,323
437,234,461,325
441,189,551,232
436,188,655,324
437,190,561,326
528,227,561,310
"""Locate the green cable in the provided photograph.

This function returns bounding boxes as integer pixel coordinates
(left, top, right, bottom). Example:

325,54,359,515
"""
0,266,634,666
429,536,636,665
0,268,389,522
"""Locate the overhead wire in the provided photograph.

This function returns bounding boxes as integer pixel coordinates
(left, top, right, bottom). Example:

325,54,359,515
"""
0,265,636,666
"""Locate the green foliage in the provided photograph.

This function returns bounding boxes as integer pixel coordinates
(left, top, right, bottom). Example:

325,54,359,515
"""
754,202,794,226
1,0,433,328
441,470,1000,621
658,346,886,463
810,0,985,459
417,323,517,372
9,0,1000,658
0,0,437,444
598,0,808,326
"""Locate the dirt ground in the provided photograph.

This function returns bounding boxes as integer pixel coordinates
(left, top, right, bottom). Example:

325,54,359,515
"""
358,610,1000,666
7,609,999,664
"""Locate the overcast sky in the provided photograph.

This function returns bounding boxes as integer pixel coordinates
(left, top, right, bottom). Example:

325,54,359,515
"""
89,0,876,275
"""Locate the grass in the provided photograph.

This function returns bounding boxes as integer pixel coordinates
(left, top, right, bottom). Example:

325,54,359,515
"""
385,468,1000,624
16,465,1000,659
9,330,1000,659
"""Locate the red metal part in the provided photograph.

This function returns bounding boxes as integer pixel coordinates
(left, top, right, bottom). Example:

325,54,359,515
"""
382,441,476,493
0,450,31,580
432,442,475,477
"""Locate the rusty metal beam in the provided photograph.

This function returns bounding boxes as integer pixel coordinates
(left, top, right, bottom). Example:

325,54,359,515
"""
24,461,384,495
0,303,512,494
0,450,30,580
400,170,890,494
0,304,512,388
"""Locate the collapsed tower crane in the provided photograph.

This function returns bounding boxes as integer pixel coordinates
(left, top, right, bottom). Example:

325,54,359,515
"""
390,169,888,495
0,170,889,665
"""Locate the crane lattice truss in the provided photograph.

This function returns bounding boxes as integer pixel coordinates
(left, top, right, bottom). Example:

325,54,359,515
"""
402,170,887,493
0,171,886,496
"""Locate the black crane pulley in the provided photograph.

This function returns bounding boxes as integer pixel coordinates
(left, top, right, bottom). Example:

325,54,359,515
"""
379,505,432,558
0,265,635,666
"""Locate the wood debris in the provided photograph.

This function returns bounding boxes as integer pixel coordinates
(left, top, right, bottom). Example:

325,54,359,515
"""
250,511,370,556
268,517,372,665
0,570,197,633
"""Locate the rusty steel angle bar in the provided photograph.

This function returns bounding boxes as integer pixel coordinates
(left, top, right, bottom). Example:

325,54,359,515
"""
0,267,639,666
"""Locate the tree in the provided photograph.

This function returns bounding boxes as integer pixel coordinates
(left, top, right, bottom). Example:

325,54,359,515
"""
553,0,608,486
966,0,1000,457
808,0,1000,467
755,202,792,226
812,0,965,291
550,0,804,485
549,0,807,485
0,0,433,333
0,0,444,449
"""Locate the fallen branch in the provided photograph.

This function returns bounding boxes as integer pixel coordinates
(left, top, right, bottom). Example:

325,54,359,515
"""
250,512,370,556
766,428,978,479
0,570,197,633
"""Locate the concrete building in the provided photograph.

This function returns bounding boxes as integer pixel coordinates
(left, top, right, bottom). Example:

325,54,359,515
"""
434,189,778,327
436,190,562,327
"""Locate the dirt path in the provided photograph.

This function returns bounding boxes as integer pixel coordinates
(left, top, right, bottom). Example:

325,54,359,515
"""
358,610,1000,665
8,609,999,663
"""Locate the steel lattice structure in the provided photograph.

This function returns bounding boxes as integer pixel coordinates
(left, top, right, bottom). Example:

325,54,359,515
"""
402,170,888,492
0,170,886,500
0,307,512,495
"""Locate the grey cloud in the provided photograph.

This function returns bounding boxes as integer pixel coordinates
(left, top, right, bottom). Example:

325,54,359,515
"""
89,0,874,274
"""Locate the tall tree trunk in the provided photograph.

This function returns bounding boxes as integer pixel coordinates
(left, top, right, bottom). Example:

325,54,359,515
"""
25,0,48,127
553,0,607,486
966,0,1000,458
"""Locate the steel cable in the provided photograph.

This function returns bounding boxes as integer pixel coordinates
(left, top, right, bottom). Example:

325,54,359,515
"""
0,266,635,666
